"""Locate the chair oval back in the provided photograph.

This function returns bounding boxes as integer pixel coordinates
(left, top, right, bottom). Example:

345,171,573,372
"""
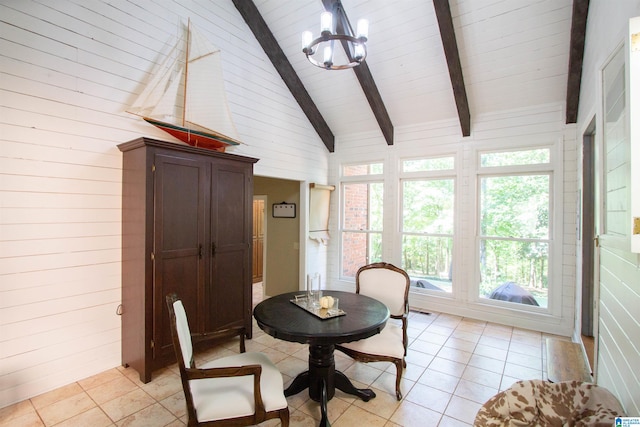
356,263,409,317
172,299,194,368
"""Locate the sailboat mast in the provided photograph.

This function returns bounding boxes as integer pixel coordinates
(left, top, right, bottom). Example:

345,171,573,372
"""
182,19,191,127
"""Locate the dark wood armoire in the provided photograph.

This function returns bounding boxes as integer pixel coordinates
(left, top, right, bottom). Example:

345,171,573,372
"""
118,137,257,383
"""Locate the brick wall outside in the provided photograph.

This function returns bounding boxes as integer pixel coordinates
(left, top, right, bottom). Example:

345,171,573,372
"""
342,175,370,277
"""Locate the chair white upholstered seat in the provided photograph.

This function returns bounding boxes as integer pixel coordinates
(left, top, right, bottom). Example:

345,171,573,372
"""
338,321,405,359
192,352,288,422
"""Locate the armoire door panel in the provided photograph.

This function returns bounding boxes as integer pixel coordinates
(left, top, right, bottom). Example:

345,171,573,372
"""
158,162,202,250
155,256,200,359
210,248,247,330
153,154,209,360
209,162,252,332
212,166,248,246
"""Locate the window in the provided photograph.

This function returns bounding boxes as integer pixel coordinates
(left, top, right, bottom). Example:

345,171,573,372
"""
400,156,455,292
340,162,383,277
602,46,629,241
477,149,552,308
343,162,383,176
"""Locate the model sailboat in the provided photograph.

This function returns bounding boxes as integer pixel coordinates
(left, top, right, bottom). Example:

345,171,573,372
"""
128,20,241,152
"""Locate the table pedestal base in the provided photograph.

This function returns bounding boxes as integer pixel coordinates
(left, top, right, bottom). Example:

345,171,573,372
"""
285,344,376,427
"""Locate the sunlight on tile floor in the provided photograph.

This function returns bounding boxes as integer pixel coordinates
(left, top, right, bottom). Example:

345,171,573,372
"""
0,284,570,426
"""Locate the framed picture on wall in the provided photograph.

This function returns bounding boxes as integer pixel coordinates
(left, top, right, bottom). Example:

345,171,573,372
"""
272,202,296,218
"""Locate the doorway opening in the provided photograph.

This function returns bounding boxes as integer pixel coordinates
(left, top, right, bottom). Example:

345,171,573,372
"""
252,196,266,306
580,119,596,372
252,197,265,284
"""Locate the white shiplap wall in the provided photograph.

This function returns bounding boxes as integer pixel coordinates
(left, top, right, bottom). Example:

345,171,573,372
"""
574,0,640,415
0,0,328,408
597,248,640,415
327,102,576,336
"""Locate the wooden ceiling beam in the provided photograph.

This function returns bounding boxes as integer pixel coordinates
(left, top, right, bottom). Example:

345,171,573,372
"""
433,0,471,137
566,0,589,124
232,0,335,152
322,0,394,145
353,62,394,145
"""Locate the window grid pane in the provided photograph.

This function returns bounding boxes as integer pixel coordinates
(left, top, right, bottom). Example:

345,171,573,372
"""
403,156,454,172
402,180,454,234
343,162,384,176
479,172,551,308
402,235,453,292
602,46,628,237
479,239,548,308
480,175,550,239
341,232,382,277
401,178,454,292
341,180,383,278
342,182,383,231
480,148,550,167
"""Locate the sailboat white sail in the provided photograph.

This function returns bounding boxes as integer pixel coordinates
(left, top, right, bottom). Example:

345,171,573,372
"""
128,20,241,151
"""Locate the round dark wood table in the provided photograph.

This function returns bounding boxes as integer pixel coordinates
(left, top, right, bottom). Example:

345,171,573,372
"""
253,290,389,427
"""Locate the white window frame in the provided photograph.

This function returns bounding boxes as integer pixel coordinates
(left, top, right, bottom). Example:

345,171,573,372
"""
399,154,457,298
472,144,563,316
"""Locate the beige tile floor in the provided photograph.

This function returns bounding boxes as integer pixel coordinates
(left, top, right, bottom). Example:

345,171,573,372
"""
0,284,567,427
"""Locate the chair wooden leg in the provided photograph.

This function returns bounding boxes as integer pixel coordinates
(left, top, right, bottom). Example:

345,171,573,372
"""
279,407,290,427
394,359,404,400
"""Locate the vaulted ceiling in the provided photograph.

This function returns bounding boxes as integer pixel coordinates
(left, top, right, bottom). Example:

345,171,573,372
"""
233,0,588,152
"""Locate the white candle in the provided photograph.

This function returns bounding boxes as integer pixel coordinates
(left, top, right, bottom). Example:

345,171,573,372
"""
302,31,313,50
323,46,332,64
356,19,369,40
321,12,332,34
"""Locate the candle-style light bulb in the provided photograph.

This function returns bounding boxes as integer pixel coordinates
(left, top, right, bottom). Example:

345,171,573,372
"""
321,11,332,34
302,31,313,51
356,19,369,40
323,45,333,67
354,43,365,60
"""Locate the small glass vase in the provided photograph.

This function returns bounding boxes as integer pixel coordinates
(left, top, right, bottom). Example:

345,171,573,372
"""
307,273,322,309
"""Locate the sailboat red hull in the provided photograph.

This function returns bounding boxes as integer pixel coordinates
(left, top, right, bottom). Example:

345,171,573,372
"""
143,118,240,152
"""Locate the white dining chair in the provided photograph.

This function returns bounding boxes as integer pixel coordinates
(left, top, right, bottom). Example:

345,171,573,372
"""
166,293,290,426
335,262,410,400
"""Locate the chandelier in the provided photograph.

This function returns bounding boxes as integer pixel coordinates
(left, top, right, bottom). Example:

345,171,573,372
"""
301,1,369,70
